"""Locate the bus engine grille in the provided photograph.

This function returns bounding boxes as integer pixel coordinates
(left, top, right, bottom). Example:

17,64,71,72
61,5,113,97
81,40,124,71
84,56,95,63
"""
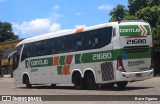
101,62,114,81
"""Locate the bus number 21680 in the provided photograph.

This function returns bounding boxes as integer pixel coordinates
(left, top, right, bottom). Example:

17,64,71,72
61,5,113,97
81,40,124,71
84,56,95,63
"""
127,39,146,44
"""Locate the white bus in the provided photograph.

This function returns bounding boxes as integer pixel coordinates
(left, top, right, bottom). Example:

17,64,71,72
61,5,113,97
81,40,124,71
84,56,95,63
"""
8,20,154,90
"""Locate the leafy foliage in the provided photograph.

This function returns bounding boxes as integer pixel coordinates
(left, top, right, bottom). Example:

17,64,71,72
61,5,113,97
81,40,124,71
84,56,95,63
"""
109,4,128,21
128,0,148,15
128,0,160,15
0,22,19,42
136,6,160,27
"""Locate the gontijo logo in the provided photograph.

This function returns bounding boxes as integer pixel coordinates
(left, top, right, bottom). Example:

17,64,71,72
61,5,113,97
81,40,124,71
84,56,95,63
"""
31,59,48,66
119,25,151,36
25,58,53,68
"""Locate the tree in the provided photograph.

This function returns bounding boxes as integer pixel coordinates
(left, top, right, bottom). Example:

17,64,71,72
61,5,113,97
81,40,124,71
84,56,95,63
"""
128,0,160,15
0,22,18,42
128,0,148,15
136,6,160,27
109,4,128,22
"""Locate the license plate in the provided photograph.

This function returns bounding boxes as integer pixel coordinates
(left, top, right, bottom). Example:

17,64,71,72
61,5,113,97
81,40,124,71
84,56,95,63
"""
136,73,142,77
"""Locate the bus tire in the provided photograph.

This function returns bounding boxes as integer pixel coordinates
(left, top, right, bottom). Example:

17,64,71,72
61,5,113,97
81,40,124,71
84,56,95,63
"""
84,72,97,90
26,76,32,88
73,72,85,90
116,81,128,89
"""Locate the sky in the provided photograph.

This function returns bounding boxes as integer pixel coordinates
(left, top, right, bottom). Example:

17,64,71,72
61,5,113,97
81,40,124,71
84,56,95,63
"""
0,0,128,38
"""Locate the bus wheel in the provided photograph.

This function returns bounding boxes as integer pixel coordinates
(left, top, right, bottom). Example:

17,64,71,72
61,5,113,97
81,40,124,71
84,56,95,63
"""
85,72,97,90
73,72,85,90
26,76,32,88
51,84,56,88
116,81,128,89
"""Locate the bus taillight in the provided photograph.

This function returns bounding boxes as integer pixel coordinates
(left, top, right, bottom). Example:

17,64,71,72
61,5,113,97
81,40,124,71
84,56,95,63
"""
117,56,126,72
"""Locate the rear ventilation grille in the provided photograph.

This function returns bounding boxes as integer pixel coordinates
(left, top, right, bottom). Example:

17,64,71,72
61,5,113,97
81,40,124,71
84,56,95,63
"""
124,45,149,53
101,62,114,81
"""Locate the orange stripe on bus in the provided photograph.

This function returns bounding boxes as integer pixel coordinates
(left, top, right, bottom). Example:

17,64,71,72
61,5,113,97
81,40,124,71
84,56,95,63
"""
76,28,84,33
63,65,70,75
53,56,59,66
66,55,73,64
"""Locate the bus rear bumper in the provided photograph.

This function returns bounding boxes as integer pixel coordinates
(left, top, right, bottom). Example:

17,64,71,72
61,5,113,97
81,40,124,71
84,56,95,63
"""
116,69,154,82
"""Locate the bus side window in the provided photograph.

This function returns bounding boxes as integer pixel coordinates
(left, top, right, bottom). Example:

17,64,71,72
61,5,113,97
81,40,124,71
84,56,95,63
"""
43,40,51,55
57,38,65,53
100,27,113,47
13,53,19,70
21,43,32,61
67,36,73,52
50,38,57,54
74,34,85,51
94,36,100,48
13,44,22,69
34,41,45,56
85,30,100,49
113,28,116,37
21,46,27,61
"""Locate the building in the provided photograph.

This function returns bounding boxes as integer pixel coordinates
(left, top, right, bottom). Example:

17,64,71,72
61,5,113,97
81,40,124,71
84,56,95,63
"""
0,39,22,77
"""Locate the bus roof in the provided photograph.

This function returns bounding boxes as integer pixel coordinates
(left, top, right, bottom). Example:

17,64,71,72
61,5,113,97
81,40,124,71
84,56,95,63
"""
17,22,118,46
17,21,149,46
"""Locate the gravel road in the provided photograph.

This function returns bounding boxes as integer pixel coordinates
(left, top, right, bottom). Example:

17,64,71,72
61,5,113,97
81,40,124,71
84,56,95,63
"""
0,77,159,104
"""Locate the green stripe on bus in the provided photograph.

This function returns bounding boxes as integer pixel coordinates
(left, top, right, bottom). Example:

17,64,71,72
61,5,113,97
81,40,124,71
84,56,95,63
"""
59,56,66,65
75,54,81,63
75,48,152,64
144,25,151,35
57,66,63,75
75,50,113,64
25,47,152,67
113,48,152,60
81,50,113,63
